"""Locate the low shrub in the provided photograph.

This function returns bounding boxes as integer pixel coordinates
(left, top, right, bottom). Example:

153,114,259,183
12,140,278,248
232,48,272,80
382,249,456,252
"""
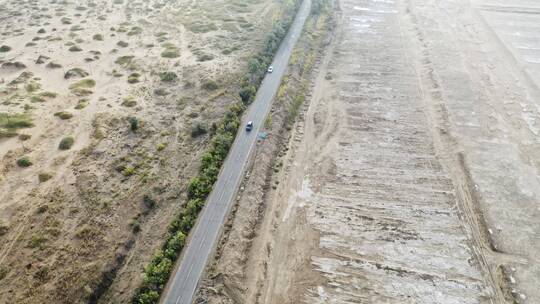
160,48,179,58
64,67,89,79
69,78,95,96
69,45,83,52
128,117,139,131
58,136,75,150
159,72,177,82
143,195,156,210
122,97,137,107
17,157,33,167
25,81,41,93
122,166,135,176
46,62,62,69
197,54,214,62
190,122,207,138
128,73,141,84
18,134,31,141
127,26,143,36
0,113,34,129
38,172,52,182
0,129,18,138
201,80,218,91
28,233,47,248
54,111,73,120
154,88,169,96
115,55,135,66
0,45,12,52
156,143,167,151
0,266,8,281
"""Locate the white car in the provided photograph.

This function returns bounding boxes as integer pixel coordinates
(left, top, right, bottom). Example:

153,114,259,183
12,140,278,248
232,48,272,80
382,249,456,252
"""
267,66,274,73
246,121,254,131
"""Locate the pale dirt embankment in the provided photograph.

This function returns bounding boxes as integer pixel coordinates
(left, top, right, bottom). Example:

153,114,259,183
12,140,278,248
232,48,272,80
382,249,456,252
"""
199,0,540,303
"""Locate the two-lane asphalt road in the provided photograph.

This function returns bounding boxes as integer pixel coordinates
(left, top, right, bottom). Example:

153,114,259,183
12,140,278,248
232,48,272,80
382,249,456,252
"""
161,1,311,303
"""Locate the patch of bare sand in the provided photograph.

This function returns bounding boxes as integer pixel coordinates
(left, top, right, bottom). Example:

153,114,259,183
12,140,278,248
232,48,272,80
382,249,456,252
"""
0,0,283,302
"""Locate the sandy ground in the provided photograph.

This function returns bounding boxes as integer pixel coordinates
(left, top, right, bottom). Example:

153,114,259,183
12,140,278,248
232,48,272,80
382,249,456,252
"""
200,0,540,303
0,0,282,303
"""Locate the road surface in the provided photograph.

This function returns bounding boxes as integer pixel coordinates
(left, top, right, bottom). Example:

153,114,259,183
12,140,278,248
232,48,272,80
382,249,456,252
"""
161,1,312,303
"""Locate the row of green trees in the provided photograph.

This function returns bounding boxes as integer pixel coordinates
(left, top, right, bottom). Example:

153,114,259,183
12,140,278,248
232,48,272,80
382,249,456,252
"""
132,101,244,304
239,0,301,104
132,2,301,303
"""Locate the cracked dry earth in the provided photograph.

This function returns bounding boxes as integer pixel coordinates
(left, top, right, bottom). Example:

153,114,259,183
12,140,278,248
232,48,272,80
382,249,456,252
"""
224,0,540,303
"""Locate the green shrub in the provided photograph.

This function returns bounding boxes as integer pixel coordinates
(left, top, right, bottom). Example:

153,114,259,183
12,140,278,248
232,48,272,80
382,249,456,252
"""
0,130,18,138
40,91,58,98
46,62,62,69
0,113,34,129
93,34,104,41
239,85,256,104
70,25,84,31
58,136,75,150
187,22,218,33
122,97,137,107
164,230,185,260
160,48,179,58
115,55,135,66
127,26,142,36
143,195,156,210
70,78,95,89
25,81,41,93
69,45,82,52
30,95,45,103
18,133,31,141
28,233,46,248
154,88,169,96
0,45,11,52
197,54,214,62
54,111,73,120
75,100,88,109
69,78,95,96
143,253,172,288
201,80,218,91
130,219,141,233
16,157,32,167
0,266,8,281
38,172,52,182
156,143,167,151
128,117,139,131
190,122,207,138
117,40,129,48
135,291,160,304
128,73,141,84
159,72,177,82
64,67,89,79
122,166,135,176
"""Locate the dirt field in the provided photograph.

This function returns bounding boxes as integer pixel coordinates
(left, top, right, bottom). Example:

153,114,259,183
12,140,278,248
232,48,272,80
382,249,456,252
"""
0,0,284,302
200,0,540,303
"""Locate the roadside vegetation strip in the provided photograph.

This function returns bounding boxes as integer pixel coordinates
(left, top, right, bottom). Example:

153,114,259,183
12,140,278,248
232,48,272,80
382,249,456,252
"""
131,1,302,303
279,0,331,127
